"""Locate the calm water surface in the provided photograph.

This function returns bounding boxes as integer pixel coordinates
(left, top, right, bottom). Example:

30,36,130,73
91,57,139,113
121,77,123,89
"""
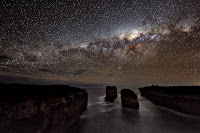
70,88,200,133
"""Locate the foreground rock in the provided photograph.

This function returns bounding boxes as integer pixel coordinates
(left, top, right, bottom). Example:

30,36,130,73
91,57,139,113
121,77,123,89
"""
105,86,117,103
139,85,200,115
121,89,139,109
0,83,88,133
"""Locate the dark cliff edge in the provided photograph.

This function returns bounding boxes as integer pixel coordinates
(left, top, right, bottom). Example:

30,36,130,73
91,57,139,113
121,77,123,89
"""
0,83,88,133
139,85,200,115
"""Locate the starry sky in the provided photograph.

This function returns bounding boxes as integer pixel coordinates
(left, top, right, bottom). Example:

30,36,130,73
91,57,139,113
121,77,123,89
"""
0,0,200,88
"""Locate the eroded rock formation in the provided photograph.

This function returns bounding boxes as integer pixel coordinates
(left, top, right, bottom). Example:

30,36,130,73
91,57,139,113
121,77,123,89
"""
105,86,117,103
0,84,88,133
121,89,139,109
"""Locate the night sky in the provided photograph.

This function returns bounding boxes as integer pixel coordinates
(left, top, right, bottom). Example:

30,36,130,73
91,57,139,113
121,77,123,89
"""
0,0,200,88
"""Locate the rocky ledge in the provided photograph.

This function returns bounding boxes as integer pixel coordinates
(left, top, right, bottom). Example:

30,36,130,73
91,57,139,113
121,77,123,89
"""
139,85,200,115
105,86,117,103
121,89,139,109
0,83,88,133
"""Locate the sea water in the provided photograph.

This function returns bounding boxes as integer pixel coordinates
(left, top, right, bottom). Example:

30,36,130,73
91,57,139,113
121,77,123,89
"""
69,88,200,133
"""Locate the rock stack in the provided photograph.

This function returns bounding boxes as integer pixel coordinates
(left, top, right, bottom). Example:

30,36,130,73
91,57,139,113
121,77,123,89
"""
105,86,117,103
121,89,139,109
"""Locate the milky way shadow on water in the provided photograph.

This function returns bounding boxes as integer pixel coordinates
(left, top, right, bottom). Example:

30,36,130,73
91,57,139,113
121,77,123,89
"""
69,88,200,133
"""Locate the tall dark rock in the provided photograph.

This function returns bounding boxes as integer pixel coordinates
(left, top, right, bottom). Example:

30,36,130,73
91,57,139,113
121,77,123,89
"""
105,86,117,103
121,89,139,109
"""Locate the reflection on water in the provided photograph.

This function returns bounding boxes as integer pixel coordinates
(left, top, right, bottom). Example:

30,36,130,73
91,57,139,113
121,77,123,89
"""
69,88,200,133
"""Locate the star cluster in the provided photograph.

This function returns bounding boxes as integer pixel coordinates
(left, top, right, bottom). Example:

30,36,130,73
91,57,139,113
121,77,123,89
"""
0,0,200,87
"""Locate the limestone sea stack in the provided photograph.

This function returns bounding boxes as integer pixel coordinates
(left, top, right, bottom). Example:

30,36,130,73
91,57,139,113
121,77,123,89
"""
0,84,88,133
139,85,200,115
121,89,139,109
105,86,117,103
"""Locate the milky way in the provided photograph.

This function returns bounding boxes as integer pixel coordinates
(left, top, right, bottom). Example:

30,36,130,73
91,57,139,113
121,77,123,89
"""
0,0,200,87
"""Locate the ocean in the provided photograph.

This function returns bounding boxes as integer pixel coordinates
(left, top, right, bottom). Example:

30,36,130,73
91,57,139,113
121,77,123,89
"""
69,88,200,133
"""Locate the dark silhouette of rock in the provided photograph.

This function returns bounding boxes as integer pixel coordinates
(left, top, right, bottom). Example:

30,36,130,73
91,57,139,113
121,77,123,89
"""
0,83,88,133
121,89,139,109
105,86,117,103
139,85,200,115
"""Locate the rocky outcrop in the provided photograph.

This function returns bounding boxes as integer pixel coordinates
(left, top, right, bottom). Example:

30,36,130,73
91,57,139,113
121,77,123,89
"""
139,85,200,115
121,89,139,109
105,86,117,103
0,84,88,133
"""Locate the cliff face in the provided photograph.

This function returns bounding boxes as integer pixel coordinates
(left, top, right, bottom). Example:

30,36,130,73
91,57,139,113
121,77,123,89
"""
0,84,88,133
139,86,200,115
121,89,139,109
